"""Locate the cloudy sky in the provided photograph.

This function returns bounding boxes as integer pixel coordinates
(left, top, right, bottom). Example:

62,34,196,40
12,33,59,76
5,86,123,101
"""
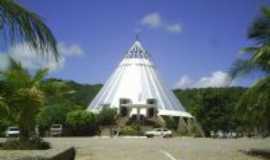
1,0,269,88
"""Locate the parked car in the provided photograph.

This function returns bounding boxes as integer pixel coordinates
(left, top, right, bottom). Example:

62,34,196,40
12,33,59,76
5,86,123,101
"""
50,124,63,136
145,128,172,138
6,126,20,137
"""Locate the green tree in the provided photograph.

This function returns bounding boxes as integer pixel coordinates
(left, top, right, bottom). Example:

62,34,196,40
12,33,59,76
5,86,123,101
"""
97,108,117,126
36,103,83,134
174,87,245,136
237,77,270,135
0,59,48,141
0,0,58,58
66,110,98,136
231,6,270,135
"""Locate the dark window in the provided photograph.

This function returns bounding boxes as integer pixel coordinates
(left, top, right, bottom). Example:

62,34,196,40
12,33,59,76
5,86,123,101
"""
140,115,145,121
120,107,128,117
148,108,155,118
147,99,156,105
183,118,188,123
131,115,137,121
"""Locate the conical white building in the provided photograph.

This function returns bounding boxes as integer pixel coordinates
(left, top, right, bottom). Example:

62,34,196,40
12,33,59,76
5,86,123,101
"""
87,40,192,119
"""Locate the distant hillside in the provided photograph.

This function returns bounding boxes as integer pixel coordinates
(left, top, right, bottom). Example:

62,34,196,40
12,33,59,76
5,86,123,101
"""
46,78,102,107
48,78,246,112
174,87,247,112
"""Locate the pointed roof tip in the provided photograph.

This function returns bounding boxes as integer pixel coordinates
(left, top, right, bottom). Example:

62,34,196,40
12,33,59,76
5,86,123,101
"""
125,37,149,59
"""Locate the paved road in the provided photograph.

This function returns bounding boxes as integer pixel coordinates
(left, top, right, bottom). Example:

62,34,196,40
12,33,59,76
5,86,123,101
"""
45,137,270,160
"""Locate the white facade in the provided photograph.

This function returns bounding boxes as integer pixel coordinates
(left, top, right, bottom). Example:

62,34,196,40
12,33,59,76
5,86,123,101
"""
87,40,192,118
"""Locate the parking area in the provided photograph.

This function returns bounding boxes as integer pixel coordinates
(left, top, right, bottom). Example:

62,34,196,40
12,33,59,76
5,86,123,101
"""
45,137,270,160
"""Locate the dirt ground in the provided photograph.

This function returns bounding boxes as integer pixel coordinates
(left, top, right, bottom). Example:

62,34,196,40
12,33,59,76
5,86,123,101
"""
44,137,270,160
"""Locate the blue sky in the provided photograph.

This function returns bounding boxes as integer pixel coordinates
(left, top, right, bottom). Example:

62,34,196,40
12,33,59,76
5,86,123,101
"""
6,0,270,88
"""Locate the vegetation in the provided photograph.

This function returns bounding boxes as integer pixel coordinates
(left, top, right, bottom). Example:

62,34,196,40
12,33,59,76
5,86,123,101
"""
66,110,98,136
97,108,117,126
119,125,142,136
63,80,102,107
0,137,50,150
230,6,270,136
0,59,48,141
36,103,83,135
0,0,58,58
175,87,246,136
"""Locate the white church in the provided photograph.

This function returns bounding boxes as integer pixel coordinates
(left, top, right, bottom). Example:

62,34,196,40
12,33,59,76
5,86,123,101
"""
87,39,195,125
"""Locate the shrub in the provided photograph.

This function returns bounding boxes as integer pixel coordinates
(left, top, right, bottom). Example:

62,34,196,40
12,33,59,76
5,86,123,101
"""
1,137,50,150
36,104,84,136
97,108,117,126
119,124,142,136
66,110,98,136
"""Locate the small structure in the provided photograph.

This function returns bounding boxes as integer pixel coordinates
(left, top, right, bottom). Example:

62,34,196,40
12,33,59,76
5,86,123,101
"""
87,39,203,135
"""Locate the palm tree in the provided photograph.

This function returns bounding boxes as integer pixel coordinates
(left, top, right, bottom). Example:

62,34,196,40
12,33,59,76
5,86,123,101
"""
231,6,270,77
0,0,58,59
0,58,48,141
231,6,270,135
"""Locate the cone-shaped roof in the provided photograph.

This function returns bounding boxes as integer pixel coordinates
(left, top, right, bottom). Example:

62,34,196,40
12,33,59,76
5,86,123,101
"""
88,40,192,117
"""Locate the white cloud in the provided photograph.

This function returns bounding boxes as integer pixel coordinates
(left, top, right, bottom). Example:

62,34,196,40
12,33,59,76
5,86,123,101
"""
166,24,182,33
194,71,232,88
58,42,84,56
141,12,162,28
174,75,193,89
8,43,64,71
1,42,84,72
175,71,232,89
140,12,182,34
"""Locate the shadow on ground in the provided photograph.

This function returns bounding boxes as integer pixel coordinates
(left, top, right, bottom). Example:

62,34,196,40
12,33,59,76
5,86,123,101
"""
240,149,270,160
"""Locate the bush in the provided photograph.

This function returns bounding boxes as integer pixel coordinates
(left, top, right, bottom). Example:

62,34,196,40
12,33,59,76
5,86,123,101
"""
119,125,142,136
66,110,98,136
36,104,84,136
97,108,117,126
0,137,50,150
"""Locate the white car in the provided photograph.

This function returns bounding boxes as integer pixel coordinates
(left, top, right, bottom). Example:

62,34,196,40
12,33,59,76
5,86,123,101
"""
50,124,63,136
145,128,172,138
6,127,20,137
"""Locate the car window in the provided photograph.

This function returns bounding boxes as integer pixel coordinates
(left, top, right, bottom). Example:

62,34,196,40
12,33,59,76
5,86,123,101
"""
9,128,19,131
52,124,61,128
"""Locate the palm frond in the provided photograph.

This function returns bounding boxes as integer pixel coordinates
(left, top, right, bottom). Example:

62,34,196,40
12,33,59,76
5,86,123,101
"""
3,57,32,89
32,68,49,85
0,0,58,59
262,6,270,18
237,76,270,128
248,6,270,44
240,47,259,54
230,59,259,78
0,96,10,116
250,45,270,72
